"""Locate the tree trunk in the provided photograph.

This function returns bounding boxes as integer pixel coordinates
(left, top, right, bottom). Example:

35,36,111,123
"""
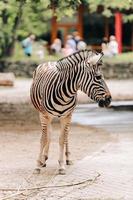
4,0,26,57
131,23,133,51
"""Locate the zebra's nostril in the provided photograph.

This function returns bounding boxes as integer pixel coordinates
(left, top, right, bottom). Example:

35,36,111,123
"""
105,95,112,101
105,95,112,106
98,100,105,107
98,95,111,108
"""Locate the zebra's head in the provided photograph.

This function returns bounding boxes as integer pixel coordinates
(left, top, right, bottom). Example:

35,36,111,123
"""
80,50,112,107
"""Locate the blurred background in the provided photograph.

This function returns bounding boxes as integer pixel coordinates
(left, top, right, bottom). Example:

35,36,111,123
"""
0,1,133,199
0,0,133,61
0,0,133,79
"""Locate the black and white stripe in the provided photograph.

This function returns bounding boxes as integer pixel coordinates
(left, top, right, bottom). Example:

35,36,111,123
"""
30,50,111,117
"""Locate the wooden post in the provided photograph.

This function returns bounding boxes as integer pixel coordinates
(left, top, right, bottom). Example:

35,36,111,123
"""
115,12,123,53
77,5,83,38
51,9,57,44
104,17,109,39
64,27,68,45
131,23,133,51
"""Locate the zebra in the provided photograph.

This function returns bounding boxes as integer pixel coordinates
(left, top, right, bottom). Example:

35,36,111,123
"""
30,49,111,175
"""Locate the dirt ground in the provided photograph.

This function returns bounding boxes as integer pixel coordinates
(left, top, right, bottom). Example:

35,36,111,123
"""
0,79,132,199
0,122,112,200
0,79,133,104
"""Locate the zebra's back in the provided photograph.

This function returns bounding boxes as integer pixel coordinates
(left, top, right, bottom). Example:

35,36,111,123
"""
30,62,77,117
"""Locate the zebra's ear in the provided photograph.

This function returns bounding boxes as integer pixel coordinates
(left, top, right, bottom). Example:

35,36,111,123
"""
88,53,103,65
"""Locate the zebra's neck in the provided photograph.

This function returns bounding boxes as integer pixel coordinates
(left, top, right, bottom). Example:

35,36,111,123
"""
56,50,89,71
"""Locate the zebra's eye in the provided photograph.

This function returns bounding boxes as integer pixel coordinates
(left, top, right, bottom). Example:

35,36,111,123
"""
96,75,102,80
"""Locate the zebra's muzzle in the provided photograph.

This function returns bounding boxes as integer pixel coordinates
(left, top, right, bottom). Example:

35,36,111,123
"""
98,95,111,108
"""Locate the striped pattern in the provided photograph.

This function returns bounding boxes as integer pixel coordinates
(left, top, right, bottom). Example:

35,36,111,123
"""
30,50,110,117
30,50,111,173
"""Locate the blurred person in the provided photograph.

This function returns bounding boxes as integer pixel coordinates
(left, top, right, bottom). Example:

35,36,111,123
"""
66,34,76,52
101,37,110,57
50,38,62,54
36,45,44,60
72,31,80,50
22,34,35,56
72,31,87,50
108,35,119,56
62,43,74,57
75,35,87,50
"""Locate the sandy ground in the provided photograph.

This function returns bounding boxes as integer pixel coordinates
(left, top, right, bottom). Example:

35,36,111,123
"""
0,79,133,103
0,122,112,200
0,79,133,199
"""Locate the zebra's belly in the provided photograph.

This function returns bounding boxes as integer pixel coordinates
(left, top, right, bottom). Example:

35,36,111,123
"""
42,96,77,117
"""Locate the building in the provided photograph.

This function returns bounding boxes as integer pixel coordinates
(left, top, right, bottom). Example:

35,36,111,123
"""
51,5,133,53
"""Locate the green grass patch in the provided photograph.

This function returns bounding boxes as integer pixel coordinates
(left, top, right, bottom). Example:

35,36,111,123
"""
4,42,133,64
104,52,133,63
6,42,62,63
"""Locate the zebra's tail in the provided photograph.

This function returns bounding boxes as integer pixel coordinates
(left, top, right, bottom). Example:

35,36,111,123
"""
32,64,43,79
33,69,37,79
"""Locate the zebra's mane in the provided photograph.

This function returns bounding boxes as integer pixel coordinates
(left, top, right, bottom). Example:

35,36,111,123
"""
56,49,95,71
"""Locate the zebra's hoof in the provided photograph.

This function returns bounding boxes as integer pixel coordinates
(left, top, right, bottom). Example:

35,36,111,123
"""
59,169,66,175
42,163,47,167
37,160,43,166
45,156,48,161
33,168,41,174
66,160,73,165
37,160,46,167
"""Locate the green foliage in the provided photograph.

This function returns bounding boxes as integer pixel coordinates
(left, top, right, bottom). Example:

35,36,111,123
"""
104,52,133,63
124,14,133,23
0,0,82,58
88,0,133,12
0,0,26,57
0,0,133,58
0,0,53,58
17,1,52,37
88,0,133,20
50,0,81,19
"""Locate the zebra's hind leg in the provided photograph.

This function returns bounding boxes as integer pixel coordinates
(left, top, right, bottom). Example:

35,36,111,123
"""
37,112,52,168
59,114,72,175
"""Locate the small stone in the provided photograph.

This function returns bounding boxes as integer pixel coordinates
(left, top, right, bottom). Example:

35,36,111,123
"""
0,72,15,86
33,168,41,174
59,169,66,175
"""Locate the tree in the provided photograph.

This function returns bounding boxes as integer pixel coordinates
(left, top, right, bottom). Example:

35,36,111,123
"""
0,0,52,57
0,0,26,57
0,0,133,58
0,0,82,58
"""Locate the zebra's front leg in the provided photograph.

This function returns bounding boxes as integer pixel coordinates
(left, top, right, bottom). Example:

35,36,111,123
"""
59,114,72,174
37,112,52,167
